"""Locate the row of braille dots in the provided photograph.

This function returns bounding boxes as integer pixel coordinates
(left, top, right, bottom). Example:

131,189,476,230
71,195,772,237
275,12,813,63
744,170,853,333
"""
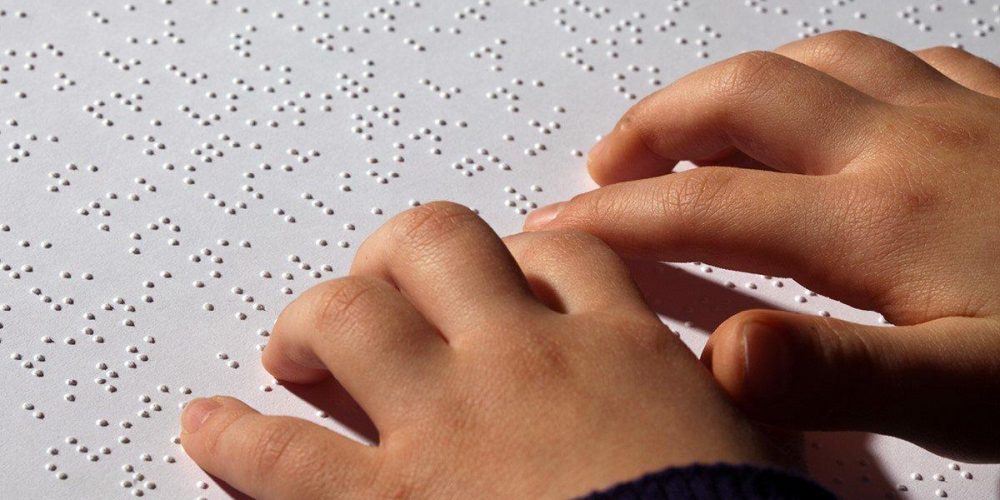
365,4,400,34
452,147,510,177
675,24,720,59
286,253,341,282
315,222,357,249
27,284,74,312
310,30,336,51
610,65,660,100
562,44,595,73
609,14,650,49
492,77,547,115
966,10,997,39
688,263,838,317
409,123,445,157
44,437,113,481
1,232,52,250
562,1,610,21
7,133,58,165
86,10,109,24
205,89,239,113
270,9,363,53
76,195,147,235
123,134,166,158
743,1,790,16
552,5,598,33
453,5,488,22
135,386,181,418
327,70,375,102
191,141,227,163
897,4,938,34
300,191,337,217
897,462,975,497
505,185,543,215
119,463,158,498
178,104,221,127
11,353,46,378
166,64,206,85
420,78,461,100
190,243,248,285
231,30,253,58
0,9,28,18
217,352,241,368
161,18,186,45
84,98,116,127
1,45,66,85
202,284,266,318
470,39,506,72
394,118,469,161
100,50,141,73
52,69,75,92
350,105,403,141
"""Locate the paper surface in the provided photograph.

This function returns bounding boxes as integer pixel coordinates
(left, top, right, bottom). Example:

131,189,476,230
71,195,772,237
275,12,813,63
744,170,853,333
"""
0,1,997,498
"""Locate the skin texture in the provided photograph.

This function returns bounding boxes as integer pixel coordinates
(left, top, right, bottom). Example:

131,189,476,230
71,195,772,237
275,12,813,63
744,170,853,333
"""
179,203,790,499
524,31,1000,462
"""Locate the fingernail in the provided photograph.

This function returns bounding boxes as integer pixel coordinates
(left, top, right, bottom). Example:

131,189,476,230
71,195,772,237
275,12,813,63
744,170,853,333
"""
588,135,609,163
182,397,222,433
741,322,792,403
524,202,564,230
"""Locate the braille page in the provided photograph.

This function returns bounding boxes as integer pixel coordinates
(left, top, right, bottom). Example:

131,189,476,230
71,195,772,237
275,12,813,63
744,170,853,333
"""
1,1,997,498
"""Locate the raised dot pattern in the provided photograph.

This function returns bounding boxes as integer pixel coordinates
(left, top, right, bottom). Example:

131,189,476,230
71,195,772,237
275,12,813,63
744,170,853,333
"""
0,1,997,498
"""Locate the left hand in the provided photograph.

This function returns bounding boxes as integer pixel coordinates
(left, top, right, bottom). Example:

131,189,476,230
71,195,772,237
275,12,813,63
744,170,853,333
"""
179,202,788,499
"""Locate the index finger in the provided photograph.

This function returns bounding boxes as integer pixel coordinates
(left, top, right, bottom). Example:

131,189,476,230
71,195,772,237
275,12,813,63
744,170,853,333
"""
588,51,890,185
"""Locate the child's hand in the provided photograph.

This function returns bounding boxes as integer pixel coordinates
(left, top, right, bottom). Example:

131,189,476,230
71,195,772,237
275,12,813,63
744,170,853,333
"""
524,31,1000,462
179,203,787,499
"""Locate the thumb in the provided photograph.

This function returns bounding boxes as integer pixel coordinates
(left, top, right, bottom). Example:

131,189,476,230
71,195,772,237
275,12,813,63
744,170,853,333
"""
702,310,1000,463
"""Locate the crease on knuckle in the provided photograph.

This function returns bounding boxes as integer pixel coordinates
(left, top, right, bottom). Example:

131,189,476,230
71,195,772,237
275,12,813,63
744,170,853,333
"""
817,319,883,390
803,30,875,69
311,277,383,334
712,51,783,101
562,188,628,229
532,230,613,261
391,202,477,254
921,45,963,63
657,170,732,231
249,419,304,481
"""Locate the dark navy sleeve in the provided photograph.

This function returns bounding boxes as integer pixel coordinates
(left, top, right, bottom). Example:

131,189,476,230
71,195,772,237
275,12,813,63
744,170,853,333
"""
581,463,836,500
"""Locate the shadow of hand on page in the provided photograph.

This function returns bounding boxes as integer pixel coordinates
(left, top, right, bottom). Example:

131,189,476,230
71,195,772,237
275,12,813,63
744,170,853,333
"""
283,376,379,444
626,259,778,333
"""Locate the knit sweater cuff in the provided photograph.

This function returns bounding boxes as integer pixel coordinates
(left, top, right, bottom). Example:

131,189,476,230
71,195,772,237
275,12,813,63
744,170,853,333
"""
581,463,835,500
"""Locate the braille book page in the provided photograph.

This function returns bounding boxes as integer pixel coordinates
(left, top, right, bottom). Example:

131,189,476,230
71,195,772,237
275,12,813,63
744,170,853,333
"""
0,1,997,498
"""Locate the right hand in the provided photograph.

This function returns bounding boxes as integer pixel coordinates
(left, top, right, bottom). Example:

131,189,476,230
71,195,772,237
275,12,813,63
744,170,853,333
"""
524,31,1000,462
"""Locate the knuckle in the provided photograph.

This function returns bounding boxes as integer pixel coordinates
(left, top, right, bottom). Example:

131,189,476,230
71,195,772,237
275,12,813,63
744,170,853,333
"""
248,419,303,480
519,334,573,380
573,185,635,224
389,201,479,250
657,170,732,227
529,230,615,262
800,30,878,67
712,51,785,98
308,276,386,333
921,45,964,62
812,30,872,52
